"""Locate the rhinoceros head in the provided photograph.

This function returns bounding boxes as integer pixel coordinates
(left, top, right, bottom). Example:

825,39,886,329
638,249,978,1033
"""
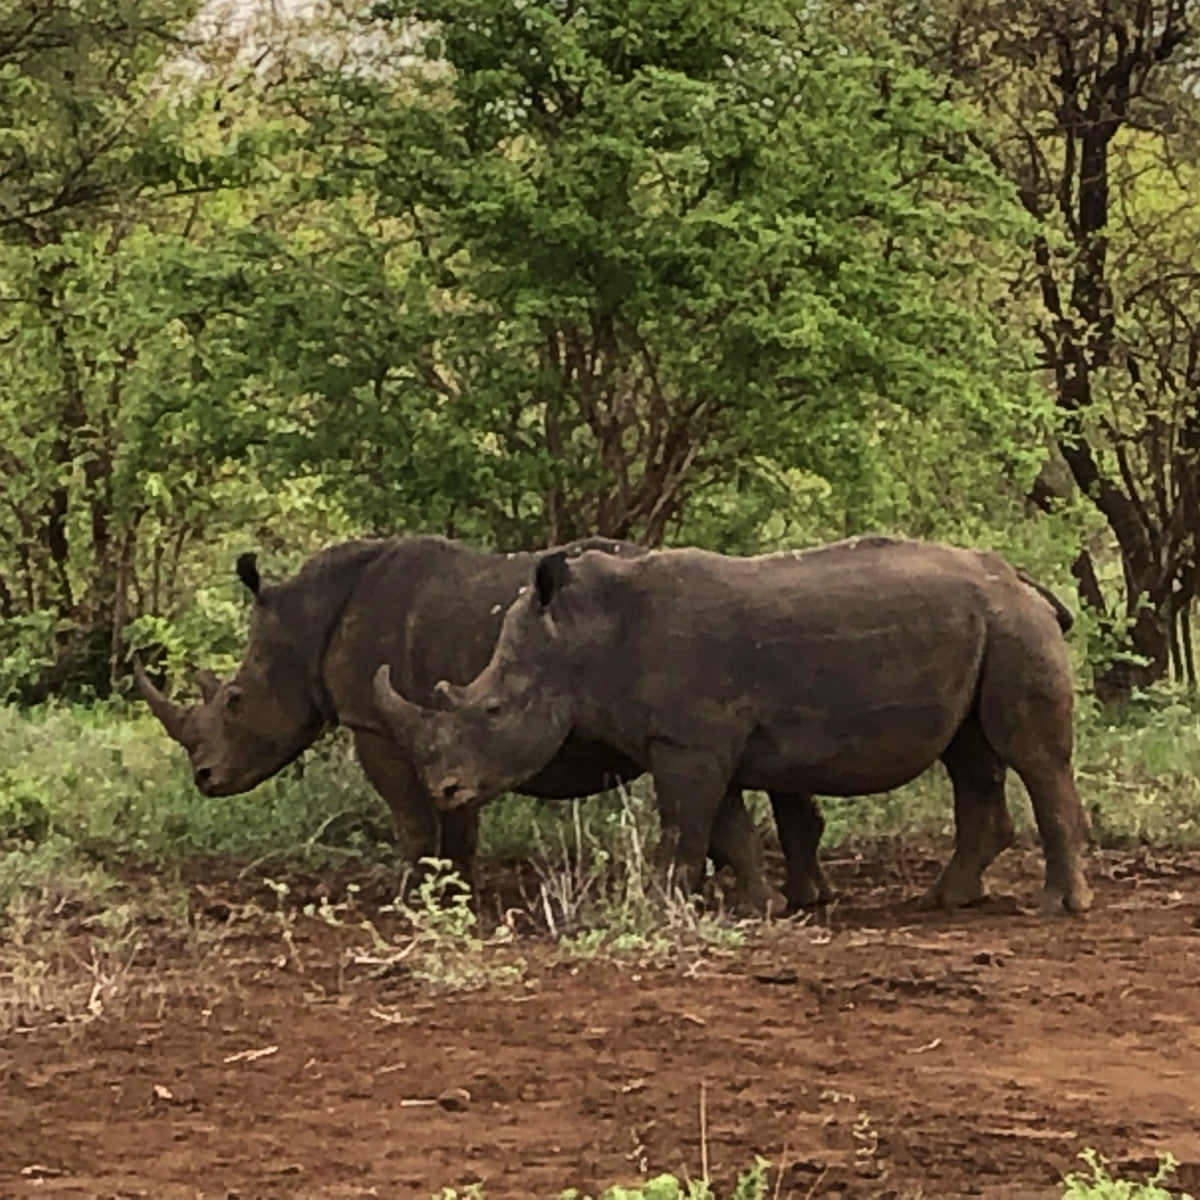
134,553,326,796
372,551,578,810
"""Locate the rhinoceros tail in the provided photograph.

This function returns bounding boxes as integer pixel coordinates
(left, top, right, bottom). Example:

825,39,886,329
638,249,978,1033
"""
1016,570,1074,634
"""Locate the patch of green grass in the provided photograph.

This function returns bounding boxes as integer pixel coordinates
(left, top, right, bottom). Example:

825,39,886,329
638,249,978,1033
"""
434,1159,770,1199
1062,1149,1193,1199
377,859,524,991
521,789,746,959
6,689,1200,929
0,703,393,874
1075,695,1200,847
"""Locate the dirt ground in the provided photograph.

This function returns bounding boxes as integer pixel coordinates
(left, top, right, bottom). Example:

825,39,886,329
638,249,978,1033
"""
5,842,1200,1200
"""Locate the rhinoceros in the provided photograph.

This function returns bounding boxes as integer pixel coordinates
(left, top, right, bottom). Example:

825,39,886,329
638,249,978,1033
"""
132,535,782,910
373,535,1093,915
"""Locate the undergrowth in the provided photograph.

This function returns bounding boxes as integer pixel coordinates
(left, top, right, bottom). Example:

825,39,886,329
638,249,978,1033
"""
0,841,186,1032
1061,1149,1194,1199
368,859,524,991
525,791,747,959
4,688,1200,945
434,1159,770,1199
433,1150,1196,1200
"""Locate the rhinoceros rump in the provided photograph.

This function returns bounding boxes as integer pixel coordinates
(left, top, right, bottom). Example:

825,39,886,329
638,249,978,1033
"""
133,536,781,911
374,536,1092,915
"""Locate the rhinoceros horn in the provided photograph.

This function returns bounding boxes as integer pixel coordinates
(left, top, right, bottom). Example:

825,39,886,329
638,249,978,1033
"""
194,668,221,704
132,655,189,742
373,664,434,739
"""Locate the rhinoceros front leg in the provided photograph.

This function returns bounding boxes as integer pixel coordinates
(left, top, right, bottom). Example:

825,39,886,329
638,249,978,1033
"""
769,791,833,911
353,729,480,891
925,716,1014,910
649,744,738,900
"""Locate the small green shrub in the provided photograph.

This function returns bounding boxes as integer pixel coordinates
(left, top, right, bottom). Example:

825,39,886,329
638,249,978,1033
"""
525,791,745,960
0,705,392,864
434,1159,769,1199
0,771,52,844
1062,1149,1193,1200
375,859,523,991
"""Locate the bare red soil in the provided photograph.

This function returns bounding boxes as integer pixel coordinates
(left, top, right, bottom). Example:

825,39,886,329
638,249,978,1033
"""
5,843,1200,1200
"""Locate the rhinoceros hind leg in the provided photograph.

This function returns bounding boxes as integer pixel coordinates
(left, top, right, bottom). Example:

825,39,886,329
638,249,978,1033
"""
1022,764,1093,915
979,665,1092,915
708,789,783,916
925,716,1014,911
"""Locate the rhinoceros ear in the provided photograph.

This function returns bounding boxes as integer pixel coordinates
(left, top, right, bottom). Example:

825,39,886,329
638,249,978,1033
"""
534,550,571,609
235,552,260,596
193,668,221,704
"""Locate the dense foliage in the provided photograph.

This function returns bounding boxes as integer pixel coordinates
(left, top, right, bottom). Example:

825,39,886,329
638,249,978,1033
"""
2,0,1200,703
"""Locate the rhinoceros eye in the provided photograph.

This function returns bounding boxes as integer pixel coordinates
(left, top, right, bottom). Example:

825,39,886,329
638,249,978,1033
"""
225,687,244,715
482,699,502,717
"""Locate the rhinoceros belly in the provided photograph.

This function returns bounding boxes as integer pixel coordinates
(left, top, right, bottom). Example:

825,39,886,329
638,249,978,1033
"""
731,605,984,794
737,697,965,795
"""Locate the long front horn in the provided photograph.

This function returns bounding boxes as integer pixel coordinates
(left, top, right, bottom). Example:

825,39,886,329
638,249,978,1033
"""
373,664,432,741
131,656,189,742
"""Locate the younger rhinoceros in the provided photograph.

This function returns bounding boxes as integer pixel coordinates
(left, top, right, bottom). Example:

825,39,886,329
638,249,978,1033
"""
374,535,1093,915
133,535,778,909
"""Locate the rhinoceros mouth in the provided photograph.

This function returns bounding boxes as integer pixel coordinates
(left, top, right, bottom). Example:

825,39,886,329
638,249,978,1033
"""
192,733,318,798
192,755,298,798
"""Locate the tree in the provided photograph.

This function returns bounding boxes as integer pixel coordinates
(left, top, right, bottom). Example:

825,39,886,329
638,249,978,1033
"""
282,0,1045,548
0,0,322,700
0,0,197,235
888,0,1200,699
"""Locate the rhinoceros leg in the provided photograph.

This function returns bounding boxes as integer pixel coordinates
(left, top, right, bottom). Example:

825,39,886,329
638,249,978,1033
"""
979,705,1092,915
353,729,480,890
925,716,1014,910
977,639,1093,915
1021,764,1093,914
769,791,833,911
707,790,784,915
649,744,737,900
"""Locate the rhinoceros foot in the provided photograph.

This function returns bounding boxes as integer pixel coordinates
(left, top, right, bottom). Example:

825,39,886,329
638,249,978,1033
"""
920,873,990,912
781,884,836,917
1038,878,1094,916
720,879,788,920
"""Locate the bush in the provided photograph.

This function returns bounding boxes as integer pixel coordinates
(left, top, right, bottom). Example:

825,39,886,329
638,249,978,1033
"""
0,704,392,866
434,1159,770,1199
1061,1149,1193,1199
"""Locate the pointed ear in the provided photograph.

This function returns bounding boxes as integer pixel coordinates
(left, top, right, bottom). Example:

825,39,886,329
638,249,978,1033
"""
534,551,571,609
431,679,466,711
193,668,221,704
236,552,260,595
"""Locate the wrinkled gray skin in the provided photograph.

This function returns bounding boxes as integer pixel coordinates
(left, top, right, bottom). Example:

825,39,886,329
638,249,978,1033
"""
133,536,780,911
375,535,1094,915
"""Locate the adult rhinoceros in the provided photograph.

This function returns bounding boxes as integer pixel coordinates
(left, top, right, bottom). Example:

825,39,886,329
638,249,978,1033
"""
133,535,780,910
374,535,1092,915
